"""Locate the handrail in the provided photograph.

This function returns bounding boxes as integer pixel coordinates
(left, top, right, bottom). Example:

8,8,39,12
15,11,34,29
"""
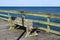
24,12,60,18
0,10,60,18
0,10,20,14
33,20,60,27
0,10,60,35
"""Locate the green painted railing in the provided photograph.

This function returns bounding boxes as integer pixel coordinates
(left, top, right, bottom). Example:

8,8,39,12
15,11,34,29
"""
0,10,60,35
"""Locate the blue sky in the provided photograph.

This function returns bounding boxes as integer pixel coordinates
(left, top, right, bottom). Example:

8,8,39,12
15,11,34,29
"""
0,0,60,6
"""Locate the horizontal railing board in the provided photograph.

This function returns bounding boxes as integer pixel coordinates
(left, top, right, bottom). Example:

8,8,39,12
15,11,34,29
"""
24,12,60,18
50,22,60,27
50,30,60,35
0,16,8,19
24,13,50,18
38,27,47,31
33,20,60,27
38,27,60,35
0,10,20,14
0,17,8,21
0,14,9,17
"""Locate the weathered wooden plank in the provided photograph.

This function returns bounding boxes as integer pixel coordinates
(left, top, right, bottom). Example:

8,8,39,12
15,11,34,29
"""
38,27,60,35
0,14,9,17
50,22,60,27
50,30,60,35
0,10,20,14
0,17,8,21
24,12,60,18
33,20,60,27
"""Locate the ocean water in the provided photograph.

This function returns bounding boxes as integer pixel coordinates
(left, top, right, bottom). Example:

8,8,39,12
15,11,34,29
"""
0,7,60,32
0,7,60,14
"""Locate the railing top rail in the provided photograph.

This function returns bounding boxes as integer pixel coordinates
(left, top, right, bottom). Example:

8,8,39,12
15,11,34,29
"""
0,10,60,18
24,12,60,18
0,10,20,14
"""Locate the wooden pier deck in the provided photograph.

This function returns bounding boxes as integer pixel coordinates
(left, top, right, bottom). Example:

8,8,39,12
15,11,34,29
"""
0,19,60,40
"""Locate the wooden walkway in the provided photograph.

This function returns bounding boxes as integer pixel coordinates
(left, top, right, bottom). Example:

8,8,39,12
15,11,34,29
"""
0,19,60,40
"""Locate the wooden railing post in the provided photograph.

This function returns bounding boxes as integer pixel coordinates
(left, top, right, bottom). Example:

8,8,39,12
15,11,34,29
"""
21,11,25,26
47,17,50,33
8,10,10,21
8,11,12,30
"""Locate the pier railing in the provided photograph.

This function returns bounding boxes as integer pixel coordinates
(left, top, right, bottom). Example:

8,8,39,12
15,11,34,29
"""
0,10,60,35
